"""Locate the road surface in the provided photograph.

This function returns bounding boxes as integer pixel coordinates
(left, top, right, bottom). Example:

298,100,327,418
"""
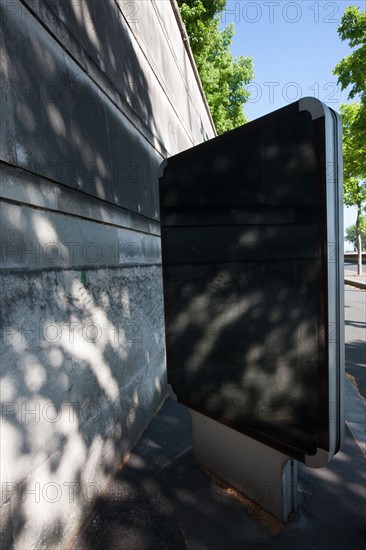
344,284,366,455
345,261,365,275
345,285,366,395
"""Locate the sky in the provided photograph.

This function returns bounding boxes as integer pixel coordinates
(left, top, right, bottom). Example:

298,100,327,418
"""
220,0,366,248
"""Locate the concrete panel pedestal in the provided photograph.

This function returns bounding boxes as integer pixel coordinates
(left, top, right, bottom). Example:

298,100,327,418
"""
190,409,298,522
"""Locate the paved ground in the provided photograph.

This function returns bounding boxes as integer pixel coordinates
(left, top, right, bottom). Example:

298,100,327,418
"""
69,399,365,550
70,286,366,550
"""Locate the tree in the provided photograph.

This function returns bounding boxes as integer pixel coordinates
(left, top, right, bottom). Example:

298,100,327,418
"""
333,6,366,131
333,6,366,275
178,0,254,134
345,219,366,251
338,102,366,274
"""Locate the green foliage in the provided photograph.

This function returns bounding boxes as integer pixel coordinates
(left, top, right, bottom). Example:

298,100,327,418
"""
333,7,366,272
179,0,227,30
345,219,366,250
339,102,366,272
178,1,254,134
339,102,366,209
333,6,366,130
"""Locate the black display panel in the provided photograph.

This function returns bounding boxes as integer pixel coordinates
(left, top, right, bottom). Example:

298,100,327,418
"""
159,98,344,465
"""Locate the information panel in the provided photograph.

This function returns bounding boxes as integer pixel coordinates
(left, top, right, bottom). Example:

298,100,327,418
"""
159,98,344,465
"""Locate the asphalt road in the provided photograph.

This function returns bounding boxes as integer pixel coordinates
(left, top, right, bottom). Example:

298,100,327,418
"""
345,285,366,400
344,262,358,274
345,261,365,275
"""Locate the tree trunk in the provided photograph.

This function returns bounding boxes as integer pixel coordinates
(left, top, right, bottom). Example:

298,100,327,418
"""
356,204,363,276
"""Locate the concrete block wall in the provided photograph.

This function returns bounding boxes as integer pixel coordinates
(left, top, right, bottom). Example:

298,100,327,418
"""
0,1,216,547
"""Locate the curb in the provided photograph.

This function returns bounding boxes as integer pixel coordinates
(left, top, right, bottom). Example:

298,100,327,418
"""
344,278,366,290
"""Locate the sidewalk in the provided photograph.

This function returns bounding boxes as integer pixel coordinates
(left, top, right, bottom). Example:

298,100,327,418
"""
70,397,366,550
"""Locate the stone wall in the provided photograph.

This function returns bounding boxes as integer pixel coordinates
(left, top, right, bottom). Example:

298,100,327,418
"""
0,1,215,547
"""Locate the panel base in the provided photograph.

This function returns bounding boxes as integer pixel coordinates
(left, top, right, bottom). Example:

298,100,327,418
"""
190,408,298,521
